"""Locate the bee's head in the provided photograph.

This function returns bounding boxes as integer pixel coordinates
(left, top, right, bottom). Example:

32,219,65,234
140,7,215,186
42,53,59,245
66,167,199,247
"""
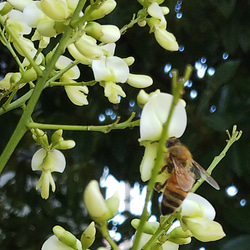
166,137,181,148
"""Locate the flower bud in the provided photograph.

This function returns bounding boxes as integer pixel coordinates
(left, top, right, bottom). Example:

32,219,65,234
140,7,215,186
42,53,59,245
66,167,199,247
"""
75,34,104,60
56,140,76,150
20,68,37,84
131,219,159,234
81,222,96,249
51,129,63,145
123,56,135,66
67,44,92,65
32,129,49,147
40,0,69,21
10,72,22,84
154,28,179,51
137,89,150,107
0,2,12,16
83,180,111,223
127,73,153,88
53,226,78,249
168,227,192,245
85,22,121,43
84,0,117,21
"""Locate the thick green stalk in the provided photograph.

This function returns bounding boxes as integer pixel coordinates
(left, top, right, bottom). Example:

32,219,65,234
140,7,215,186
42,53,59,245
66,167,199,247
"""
0,0,87,174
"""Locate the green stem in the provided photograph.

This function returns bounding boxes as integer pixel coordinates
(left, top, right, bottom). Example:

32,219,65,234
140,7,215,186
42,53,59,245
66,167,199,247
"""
27,113,140,133
0,0,87,174
98,223,119,250
143,215,175,249
5,26,42,76
192,125,242,192
0,89,34,115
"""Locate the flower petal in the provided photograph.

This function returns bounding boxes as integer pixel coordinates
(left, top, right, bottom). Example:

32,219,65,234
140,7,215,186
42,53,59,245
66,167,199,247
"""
140,92,187,141
65,85,89,106
182,193,216,220
106,56,129,83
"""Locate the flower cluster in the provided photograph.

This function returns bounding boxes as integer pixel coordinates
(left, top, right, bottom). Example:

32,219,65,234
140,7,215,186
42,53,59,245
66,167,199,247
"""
31,129,75,199
132,193,225,249
137,0,179,51
0,0,157,105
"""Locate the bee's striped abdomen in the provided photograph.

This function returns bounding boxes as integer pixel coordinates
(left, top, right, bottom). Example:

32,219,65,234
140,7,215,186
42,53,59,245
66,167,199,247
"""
161,173,189,215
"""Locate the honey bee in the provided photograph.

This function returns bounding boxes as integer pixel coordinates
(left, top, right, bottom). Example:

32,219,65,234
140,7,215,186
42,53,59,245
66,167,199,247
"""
155,137,220,215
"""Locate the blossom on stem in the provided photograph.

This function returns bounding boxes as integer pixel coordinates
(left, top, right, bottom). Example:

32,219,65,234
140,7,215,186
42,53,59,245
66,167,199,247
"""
55,55,89,106
91,45,153,104
147,2,179,51
81,222,96,249
84,0,117,21
139,92,187,181
180,193,226,242
83,180,120,223
31,148,66,199
85,21,121,43
31,129,75,199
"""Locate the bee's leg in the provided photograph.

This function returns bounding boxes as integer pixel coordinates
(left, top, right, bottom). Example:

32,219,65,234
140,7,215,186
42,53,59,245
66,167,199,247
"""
158,164,173,174
155,179,168,192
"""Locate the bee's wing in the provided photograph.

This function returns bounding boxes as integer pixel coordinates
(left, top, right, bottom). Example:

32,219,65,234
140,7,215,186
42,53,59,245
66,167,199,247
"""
192,160,220,190
171,155,195,191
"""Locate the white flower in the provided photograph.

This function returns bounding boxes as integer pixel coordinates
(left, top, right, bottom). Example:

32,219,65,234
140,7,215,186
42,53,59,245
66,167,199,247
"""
148,2,167,29
92,56,129,83
140,92,187,142
55,55,80,79
84,180,120,223
31,148,66,199
139,92,187,181
181,193,226,242
5,9,32,35
65,84,89,106
182,193,216,220
42,235,82,250
55,56,89,106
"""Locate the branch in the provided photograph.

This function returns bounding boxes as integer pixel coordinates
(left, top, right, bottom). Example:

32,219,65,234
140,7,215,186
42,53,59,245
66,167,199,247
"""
27,112,140,133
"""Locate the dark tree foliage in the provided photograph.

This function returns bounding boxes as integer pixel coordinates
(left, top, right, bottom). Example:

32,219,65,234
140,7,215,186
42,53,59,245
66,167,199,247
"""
1,0,250,249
